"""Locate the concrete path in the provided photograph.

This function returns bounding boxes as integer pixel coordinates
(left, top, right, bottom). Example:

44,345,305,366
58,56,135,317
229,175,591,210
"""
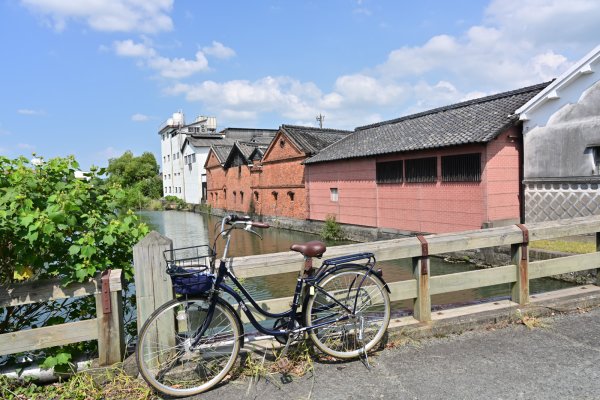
193,307,600,400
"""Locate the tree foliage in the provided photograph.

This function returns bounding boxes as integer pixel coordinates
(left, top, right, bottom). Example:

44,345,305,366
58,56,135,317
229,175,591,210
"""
105,151,163,209
0,155,149,367
0,155,149,284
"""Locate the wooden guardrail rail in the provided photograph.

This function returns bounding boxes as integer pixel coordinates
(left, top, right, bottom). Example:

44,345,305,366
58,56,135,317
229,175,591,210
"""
134,215,600,327
0,269,125,366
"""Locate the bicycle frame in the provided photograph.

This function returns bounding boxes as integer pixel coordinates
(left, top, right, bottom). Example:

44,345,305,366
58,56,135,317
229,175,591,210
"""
190,216,380,348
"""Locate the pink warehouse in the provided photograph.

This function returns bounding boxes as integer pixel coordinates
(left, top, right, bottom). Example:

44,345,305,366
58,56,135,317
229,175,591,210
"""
305,83,550,234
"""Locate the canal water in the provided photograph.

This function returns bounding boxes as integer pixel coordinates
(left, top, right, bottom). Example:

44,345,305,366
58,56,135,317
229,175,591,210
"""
139,211,574,313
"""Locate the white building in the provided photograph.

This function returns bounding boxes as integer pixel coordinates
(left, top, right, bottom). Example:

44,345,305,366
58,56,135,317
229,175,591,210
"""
516,44,600,222
159,112,222,204
159,113,277,204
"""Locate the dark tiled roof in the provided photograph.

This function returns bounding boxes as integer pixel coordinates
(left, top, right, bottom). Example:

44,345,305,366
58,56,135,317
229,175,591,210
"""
236,142,256,160
305,82,551,164
187,136,234,148
280,125,353,155
211,144,234,164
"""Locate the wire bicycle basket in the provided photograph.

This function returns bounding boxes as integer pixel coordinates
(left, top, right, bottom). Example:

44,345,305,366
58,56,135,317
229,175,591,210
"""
163,245,216,295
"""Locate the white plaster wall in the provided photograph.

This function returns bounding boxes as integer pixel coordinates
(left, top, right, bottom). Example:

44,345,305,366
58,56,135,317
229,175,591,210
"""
523,78,600,178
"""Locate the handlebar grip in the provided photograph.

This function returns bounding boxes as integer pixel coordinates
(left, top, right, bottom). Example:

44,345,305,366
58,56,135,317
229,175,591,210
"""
251,222,270,229
228,214,251,223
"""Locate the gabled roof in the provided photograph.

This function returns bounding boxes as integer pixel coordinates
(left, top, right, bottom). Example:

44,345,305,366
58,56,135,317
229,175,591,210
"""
305,82,550,164
210,144,234,164
280,125,353,155
184,136,234,150
516,45,600,119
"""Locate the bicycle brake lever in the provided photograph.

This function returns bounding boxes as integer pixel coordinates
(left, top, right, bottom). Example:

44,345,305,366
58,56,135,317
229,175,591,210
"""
244,225,263,240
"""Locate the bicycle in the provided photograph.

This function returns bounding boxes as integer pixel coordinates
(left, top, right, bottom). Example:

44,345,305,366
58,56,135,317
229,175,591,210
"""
136,214,391,397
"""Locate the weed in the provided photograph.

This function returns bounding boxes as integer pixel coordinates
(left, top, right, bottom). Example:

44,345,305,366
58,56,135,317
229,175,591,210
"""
270,341,314,377
0,366,157,400
385,329,422,349
515,309,546,330
320,215,345,241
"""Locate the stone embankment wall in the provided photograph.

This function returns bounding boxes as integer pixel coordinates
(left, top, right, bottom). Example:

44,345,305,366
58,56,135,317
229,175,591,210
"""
445,246,598,284
190,203,596,284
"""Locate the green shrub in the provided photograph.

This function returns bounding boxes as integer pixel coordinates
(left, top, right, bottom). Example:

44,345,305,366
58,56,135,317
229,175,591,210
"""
320,215,344,241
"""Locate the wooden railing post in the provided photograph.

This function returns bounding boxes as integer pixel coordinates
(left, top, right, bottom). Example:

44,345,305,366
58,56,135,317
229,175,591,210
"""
95,269,125,366
133,231,174,333
413,235,431,322
511,224,530,305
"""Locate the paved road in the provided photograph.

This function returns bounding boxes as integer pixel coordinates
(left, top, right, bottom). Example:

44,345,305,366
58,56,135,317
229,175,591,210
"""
193,307,600,400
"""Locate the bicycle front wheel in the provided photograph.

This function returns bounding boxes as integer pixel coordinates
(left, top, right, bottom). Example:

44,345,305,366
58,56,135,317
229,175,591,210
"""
136,297,242,397
304,266,391,359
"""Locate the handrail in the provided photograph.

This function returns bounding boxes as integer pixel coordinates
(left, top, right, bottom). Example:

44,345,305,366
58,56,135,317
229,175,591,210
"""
0,270,125,366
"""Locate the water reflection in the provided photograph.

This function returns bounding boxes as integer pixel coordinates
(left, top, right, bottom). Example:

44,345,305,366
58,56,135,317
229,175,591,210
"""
138,211,574,312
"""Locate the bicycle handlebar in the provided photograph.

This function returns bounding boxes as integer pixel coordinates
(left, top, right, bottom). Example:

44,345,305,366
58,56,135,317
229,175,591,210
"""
223,214,270,229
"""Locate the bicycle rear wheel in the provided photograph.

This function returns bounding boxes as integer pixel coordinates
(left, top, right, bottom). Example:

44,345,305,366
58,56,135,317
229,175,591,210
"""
136,297,242,397
304,266,390,359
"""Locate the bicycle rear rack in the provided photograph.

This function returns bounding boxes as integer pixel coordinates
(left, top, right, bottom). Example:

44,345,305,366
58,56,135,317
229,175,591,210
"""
321,252,375,267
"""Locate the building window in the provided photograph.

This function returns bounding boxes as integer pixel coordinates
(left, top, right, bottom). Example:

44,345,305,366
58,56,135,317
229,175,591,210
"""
589,146,600,175
192,154,196,163
288,191,295,201
279,139,285,148
254,191,259,201
330,188,338,202
240,191,244,203
223,189,227,200
238,165,242,178
405,157,437,183
376,160,403,183
233,191,237,203
272,191,278,201
442,153,481,182
167,155,170,162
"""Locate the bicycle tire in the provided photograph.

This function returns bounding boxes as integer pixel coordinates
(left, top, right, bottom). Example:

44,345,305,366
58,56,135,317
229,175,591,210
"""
304,265,391,359
136,296,242,397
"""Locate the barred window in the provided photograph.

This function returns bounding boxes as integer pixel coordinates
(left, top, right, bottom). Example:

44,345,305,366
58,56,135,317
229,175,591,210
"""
405,157,437,183
376,160,403,183
442,153,481,182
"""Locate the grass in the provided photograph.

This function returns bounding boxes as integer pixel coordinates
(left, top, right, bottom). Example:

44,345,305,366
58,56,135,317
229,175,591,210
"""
530,239,595,254
515,309,547,330
0,366,157,400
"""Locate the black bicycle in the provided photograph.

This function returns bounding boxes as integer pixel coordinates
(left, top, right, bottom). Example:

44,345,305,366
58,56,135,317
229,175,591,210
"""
136,214,391,397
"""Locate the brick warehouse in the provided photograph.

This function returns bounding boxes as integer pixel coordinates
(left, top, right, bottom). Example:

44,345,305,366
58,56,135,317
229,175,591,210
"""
304,82,551,234
206,125,351,219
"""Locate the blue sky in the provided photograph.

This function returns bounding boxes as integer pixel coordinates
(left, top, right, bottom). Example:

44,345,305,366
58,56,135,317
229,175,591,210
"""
1,0,599,170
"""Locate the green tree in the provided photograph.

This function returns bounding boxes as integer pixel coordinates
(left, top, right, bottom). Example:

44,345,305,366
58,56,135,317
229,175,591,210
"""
105,151,163,209
0,155,148,284
106,151,160,188
0,155,149,367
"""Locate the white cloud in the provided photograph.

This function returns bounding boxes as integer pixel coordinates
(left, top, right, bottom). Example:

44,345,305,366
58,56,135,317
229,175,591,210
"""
113,39,209,78
20,0,174,33
114,39,156,57
17,109,46,116
17,143,36,150
164,0,600,129
98,147,123,159
131,113,152,122
147,51,209,79
202,41,236,59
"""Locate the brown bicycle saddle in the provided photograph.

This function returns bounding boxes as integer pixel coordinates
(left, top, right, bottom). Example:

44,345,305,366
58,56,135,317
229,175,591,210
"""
290,241,326,258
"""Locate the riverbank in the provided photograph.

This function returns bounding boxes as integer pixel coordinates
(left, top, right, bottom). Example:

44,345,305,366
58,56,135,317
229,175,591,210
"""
185,204,598,285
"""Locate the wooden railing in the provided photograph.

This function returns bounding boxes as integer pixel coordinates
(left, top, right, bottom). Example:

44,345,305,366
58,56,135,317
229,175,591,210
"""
134,215,600,327
0,269,125,366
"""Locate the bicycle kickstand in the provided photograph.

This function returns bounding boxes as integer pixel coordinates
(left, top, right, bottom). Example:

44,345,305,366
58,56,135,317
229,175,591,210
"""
358,317,372,371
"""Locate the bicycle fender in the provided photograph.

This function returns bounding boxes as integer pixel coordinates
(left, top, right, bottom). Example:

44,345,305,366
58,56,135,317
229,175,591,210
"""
317,263,391,293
